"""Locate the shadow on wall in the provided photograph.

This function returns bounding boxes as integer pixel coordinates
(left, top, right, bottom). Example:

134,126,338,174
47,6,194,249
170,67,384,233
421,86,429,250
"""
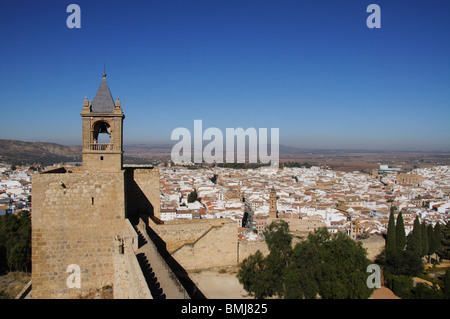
136,252,166,299
143,216,207,299
125,168,154,224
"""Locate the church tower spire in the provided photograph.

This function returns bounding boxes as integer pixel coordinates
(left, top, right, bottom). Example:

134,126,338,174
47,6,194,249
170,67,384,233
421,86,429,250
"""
81,74,125,172
269,186,277,218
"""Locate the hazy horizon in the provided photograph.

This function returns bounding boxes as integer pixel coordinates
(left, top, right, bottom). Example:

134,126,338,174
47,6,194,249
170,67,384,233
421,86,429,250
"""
2,137,450,154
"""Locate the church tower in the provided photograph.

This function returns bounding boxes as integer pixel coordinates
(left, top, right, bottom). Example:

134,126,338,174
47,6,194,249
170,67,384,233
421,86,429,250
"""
81,73,125,172
269,186,277,218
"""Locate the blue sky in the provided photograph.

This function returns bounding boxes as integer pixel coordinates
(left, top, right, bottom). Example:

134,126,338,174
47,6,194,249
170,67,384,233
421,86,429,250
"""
0,0,449,151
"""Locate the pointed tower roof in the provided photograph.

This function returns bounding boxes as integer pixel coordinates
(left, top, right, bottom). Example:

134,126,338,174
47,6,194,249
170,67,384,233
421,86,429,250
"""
91,74,115,113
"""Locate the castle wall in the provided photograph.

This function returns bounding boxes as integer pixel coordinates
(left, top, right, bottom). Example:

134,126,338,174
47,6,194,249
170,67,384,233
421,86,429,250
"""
125,167,161,220
82,153,123,173
237,240,269,262
31,169,126,298
113,220,152,299
149,218,237,270
149,219,216,253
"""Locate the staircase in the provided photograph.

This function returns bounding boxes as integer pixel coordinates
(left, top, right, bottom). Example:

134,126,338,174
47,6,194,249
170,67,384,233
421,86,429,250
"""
133,224,188,299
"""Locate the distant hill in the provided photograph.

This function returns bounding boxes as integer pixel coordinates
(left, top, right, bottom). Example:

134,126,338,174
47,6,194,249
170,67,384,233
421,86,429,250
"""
0,140,171,165
1,139,447,169
0,139,82,165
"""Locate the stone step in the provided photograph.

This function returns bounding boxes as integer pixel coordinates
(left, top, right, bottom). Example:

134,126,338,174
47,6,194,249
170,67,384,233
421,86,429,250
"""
133,225,188,299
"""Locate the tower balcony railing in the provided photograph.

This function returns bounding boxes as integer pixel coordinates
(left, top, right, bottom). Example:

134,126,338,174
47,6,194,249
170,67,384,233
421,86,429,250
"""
90,143,113,151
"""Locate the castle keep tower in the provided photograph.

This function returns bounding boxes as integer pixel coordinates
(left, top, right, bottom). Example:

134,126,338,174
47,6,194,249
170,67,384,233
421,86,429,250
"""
31,74,160,298
81,73,125,172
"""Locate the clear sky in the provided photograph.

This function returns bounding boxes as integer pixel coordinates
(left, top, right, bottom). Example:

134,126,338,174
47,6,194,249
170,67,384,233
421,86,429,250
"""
0,0,449,151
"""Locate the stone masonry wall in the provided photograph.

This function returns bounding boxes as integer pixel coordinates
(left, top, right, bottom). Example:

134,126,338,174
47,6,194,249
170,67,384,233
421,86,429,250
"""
113,219,152,299
125,168,160,220
31,169,126,298
149,219,215,253
149,218,237,270
237,240,269,262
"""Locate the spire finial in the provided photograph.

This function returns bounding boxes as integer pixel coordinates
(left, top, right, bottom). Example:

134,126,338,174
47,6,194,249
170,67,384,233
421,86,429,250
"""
102,61,106,77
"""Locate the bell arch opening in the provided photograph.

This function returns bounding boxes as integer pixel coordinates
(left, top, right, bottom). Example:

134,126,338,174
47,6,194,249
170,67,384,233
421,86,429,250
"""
91,121,112,150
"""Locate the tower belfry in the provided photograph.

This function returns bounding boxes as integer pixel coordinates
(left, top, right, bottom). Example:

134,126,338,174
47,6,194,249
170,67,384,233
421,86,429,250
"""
81,73,125,172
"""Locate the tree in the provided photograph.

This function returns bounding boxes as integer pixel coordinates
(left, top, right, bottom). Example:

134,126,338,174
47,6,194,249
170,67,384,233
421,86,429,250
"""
238,226,372,299
0,211,31,274
406,216,422,257
263,220,292,264
386,209,396,253
285,239,320,299
434,222,442,261
421,222,429,258
238,220,293,299
427,224,436,263
187,190,200,203
237,251,271,299
316,231,372,299
443,269,450,299
395,212,406,251
439,221,450,260
377,248,423,277
262,220,292,297
286,228,371,299
8,241,28,271
412,283,443,299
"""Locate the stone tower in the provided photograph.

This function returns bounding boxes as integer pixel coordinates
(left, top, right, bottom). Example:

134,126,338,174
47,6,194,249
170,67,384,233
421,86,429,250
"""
269,186,277,218
31,74,160,298
81,73,125,173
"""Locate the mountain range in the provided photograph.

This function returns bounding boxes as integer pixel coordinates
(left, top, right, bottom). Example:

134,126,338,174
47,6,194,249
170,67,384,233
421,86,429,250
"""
1,139,446,168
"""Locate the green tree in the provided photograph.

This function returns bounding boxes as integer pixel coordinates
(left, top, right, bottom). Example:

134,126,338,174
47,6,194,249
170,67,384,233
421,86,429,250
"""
386,209,396,253
406,216,422,257
427,224,436,263
395,212,406,251
383,273,414,299
284,239,320,299
316,231,372,299
187,190,200,203
239,226,372,299
439,221,450,260
443,269,450,299
8,241,28,271
262,220,292,297
287,228,371,299
434,222,442,261
237,251,271,299
263,220,292,265
377,248,423,277
0,212,31,273
412,283,443,299
421,222,429,258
